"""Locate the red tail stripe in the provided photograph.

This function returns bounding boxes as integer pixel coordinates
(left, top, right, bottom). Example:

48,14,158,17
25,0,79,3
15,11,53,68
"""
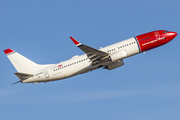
4,48,14,54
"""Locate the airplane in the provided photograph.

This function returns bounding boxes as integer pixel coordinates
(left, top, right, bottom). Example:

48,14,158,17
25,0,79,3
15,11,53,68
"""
4,30,177,84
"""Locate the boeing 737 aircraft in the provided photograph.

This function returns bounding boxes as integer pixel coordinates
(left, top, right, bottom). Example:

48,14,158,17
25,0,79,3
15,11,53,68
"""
4,30,177,84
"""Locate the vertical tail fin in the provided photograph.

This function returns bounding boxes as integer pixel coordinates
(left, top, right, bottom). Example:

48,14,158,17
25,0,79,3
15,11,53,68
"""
4,48,53,73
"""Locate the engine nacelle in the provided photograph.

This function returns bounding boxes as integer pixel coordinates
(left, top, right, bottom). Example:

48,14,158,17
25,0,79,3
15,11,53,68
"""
104,59,124,70
109,50,127,62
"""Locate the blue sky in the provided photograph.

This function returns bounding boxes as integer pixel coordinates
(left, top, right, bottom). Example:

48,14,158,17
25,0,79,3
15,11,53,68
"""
1,0,180,120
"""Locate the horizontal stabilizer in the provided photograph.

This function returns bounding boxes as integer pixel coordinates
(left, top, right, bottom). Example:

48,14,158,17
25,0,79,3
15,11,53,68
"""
14,72,34,80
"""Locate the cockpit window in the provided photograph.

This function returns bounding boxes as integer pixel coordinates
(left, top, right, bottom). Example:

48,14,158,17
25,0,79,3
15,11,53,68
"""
163,31,168,33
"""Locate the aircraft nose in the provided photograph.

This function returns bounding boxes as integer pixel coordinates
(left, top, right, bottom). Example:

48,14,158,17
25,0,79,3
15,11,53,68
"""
173,32,177,37
165,31,177,41
168,31,177,39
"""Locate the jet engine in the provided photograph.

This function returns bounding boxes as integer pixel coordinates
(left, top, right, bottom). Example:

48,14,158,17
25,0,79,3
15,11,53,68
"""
104,59,124,70
109,50,127,62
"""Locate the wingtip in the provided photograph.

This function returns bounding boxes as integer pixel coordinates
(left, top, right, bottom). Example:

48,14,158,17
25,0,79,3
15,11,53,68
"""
4,48,14,55
70,36,81,46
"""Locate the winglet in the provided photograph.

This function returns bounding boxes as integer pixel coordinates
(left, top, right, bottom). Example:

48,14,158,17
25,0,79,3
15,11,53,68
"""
70,36,81,46
4,48,14,55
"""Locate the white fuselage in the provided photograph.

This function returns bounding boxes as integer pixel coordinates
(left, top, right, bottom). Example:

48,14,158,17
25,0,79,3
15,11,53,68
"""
23,37,140,83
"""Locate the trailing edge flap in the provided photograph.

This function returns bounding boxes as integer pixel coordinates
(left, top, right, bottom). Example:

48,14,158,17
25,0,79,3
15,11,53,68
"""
14,72,34,80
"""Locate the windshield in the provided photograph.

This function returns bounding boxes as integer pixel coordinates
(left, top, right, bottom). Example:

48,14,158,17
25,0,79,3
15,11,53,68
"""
163,31,168,33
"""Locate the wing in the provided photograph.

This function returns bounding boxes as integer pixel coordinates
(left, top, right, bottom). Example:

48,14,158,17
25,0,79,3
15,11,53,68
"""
70,37,109,65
